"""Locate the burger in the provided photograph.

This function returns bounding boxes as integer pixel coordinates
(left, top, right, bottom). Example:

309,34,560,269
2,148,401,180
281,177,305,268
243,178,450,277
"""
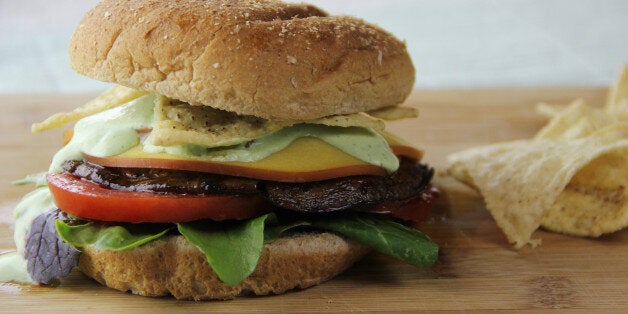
2,0,438,300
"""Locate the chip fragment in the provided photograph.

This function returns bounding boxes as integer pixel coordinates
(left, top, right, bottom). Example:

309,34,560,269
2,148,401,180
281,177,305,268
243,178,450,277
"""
366,106,418,120
606,64,628,118
449,125,628,248
542,146,628,237
32,85,147,132
149,98,386,147
534,99,619,141
447,66,628,248
34,85,420,148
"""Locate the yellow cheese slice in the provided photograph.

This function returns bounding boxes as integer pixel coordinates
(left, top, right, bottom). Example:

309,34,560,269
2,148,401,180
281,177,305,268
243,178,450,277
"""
85,136,422,182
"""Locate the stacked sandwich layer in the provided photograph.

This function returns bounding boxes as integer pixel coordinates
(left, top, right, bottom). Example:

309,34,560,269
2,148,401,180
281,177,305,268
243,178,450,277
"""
1,0,439,300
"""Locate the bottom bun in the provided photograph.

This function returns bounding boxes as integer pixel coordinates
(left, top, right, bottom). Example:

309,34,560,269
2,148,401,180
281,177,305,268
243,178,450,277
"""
78,232,370,300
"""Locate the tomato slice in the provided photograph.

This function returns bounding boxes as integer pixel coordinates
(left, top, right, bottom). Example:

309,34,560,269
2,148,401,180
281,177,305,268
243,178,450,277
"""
46,173,269,223
370,186,439,222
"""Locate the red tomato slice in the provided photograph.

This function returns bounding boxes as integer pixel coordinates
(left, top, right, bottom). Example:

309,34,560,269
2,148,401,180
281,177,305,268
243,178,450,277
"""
46,173,269,223
371,186,439,222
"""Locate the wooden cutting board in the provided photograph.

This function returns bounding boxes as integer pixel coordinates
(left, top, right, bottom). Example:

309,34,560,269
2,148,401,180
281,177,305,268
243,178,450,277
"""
1,88,626,312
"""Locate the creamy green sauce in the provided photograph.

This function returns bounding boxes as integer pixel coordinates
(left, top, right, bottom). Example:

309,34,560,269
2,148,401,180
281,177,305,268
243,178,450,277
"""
0,186,55,283
49,94,156,172
51,93,399,173
0,252,33,283
144,124,399,173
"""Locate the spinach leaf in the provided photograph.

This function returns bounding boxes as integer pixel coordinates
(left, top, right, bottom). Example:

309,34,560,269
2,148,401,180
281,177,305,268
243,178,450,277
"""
311,215,438,268
264,221,311,243
261,213,438,268
55,220,173,251
177,214,268,286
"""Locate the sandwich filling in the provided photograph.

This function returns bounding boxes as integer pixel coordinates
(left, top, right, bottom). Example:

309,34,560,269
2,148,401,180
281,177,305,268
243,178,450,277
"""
1,88,438,287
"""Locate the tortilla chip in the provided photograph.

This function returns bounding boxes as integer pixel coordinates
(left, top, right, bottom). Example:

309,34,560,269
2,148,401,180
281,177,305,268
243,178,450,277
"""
535,99,619,140
542,146,628,237
367,106,418,120
314,113,385,131
535,102,566,118
150,97,287,147
606,64,628,118
150,99,385,147
447,65,628,248
32,85,147,132
448,125,628,248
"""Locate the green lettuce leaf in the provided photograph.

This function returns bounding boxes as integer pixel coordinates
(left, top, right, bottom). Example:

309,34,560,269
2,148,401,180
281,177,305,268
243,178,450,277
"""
264,221,311,243
177,214,268,286
263,214,439,268
311,215,439,268
55,220,173,251
55,212,438,286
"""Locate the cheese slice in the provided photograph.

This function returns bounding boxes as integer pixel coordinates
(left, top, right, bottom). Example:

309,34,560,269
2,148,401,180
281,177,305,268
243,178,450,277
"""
85,136,422,182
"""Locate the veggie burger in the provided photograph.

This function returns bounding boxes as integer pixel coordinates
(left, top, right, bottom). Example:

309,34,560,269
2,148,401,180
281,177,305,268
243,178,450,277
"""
2,0,439,300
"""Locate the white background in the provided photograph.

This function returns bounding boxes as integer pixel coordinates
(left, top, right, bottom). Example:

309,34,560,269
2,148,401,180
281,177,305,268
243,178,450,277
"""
0,0,626,93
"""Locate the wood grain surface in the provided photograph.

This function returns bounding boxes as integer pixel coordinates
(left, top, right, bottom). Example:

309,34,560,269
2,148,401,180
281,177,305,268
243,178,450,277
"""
1,88,626,312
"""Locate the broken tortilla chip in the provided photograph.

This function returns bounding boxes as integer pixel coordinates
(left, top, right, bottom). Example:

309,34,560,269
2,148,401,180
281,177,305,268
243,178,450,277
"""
606,64,628,118
535,102,566,118
366,106,418,120
535,99,620,141
149,98,385,147
447,66,628,248
149,97,286,148
32,85,148,132
448,127,628,248
32,84,412,148
542,145,628,237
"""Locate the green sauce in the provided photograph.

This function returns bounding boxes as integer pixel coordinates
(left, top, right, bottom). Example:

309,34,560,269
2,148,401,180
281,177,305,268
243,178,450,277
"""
49,94,156,172
51,93,400,173
0,186,55,283
0,252,33,283
144,124,399,173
